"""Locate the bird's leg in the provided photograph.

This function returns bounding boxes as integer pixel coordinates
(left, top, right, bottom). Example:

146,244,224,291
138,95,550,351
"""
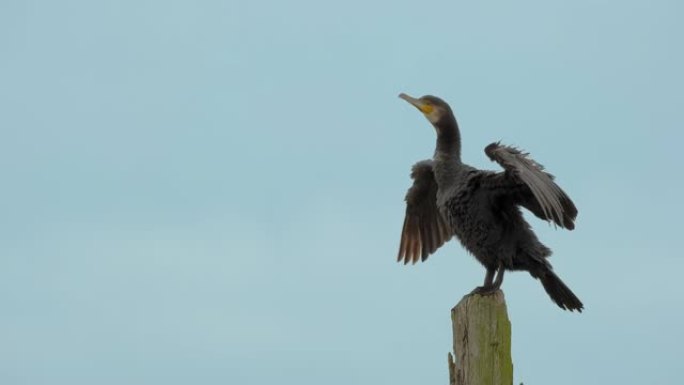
483,267,495,287
492,261,505,289
470,267,497,295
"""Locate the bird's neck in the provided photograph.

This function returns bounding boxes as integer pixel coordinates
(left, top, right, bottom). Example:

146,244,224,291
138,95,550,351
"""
432,116,463,187
433,115,462,162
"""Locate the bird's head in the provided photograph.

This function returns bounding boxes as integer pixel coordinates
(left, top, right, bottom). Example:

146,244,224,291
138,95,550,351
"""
399,93,454,126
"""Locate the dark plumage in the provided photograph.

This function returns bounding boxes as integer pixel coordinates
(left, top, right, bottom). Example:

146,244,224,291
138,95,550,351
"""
397,93,583,312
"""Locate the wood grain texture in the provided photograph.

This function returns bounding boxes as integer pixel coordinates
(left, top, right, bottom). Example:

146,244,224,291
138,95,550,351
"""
448,291,513,385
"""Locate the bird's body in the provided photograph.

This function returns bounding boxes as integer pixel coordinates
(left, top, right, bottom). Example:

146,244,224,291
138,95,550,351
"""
438,163,552,273
397,93,583,311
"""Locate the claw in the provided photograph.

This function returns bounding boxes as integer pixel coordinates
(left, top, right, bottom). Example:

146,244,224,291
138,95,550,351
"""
469,286,499,296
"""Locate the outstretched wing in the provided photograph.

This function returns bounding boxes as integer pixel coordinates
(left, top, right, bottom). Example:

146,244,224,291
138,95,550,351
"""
397,160,452,264
483,142,578,230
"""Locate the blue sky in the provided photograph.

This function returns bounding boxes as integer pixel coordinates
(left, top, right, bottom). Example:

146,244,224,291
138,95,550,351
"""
1,1,683,384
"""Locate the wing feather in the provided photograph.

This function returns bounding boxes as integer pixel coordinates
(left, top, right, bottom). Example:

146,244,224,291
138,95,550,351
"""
397,160,452,264
484,142,578,229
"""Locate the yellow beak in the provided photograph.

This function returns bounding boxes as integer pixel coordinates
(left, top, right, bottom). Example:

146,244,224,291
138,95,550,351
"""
399,93,433,114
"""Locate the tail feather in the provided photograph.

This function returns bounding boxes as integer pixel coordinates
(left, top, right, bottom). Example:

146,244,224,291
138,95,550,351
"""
539,270,583,312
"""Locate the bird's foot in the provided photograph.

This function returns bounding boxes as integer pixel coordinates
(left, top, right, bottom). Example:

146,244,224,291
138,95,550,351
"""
469,285,499,296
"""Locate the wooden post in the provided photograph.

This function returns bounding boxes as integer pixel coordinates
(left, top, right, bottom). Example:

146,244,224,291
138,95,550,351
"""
448,290,513,385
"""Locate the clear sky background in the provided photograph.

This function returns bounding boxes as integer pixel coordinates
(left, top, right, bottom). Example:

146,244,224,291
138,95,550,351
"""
1,1,683,384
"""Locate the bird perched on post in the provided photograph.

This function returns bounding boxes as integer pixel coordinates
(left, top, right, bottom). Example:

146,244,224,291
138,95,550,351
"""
397,93,583,312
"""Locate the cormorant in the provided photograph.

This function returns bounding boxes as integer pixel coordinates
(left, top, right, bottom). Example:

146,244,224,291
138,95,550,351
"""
397,93,583,312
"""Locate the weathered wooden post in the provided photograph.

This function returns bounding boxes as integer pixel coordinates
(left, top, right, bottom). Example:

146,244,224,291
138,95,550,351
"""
447,290,513,385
